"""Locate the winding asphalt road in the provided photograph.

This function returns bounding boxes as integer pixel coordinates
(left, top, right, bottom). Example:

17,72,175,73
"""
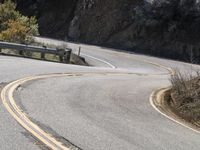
0,37,200,150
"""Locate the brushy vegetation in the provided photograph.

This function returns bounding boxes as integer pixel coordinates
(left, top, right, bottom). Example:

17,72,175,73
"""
170,69,200,122
0,1,87,66
0,0,39,43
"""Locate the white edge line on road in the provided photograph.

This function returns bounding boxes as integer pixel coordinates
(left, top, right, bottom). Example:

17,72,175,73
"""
81,53,117,69
149,88,200,134
35,36,200,135
33,36,116,69
17,36,200,141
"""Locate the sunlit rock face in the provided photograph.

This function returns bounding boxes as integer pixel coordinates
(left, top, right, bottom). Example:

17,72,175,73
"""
67,0,200,62
15,0,200,62
68,0,142,43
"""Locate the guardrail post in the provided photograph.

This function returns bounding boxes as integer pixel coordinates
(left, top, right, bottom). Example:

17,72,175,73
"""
0,41,72,64
41,52,45,60
59,55,63,62
57,48,64,62
19,50,24,56
41,46,46,60
63,49,72,63
78,46,81,56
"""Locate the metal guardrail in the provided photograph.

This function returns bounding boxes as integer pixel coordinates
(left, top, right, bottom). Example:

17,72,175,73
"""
0,41,71,63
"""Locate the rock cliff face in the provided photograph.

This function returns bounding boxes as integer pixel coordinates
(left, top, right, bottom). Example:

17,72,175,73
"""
68,0,141,43
15,0,200,63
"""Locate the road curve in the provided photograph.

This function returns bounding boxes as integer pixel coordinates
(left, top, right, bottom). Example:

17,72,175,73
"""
0,37,200,150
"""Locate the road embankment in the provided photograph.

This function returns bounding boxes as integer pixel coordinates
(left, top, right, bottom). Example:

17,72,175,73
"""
150,87,200,134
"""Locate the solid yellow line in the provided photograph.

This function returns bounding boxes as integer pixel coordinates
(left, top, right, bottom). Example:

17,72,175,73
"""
1,75,71,150
10,76,69,150
1,85,60,150
1,64,173,150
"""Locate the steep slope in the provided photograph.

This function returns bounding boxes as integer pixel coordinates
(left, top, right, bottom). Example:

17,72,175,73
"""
16,0,77,38
69,0,200,62
15,0,200,63
68,0,141,43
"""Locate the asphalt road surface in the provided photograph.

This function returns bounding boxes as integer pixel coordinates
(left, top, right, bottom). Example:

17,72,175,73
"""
0,37,200,150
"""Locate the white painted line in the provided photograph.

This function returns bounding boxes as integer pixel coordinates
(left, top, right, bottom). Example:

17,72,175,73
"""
149,88,200,134
81,53,117,69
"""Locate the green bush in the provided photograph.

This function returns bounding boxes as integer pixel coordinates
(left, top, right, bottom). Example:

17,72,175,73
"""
0,0,39,43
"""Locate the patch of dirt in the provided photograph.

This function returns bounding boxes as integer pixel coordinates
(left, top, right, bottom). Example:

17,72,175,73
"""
70,53,89,66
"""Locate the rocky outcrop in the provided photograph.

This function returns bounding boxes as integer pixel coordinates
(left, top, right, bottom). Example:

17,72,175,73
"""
68,0,200,63
68,0,141,43
15,0,200,63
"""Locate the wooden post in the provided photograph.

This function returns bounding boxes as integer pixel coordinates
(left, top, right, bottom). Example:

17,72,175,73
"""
59,55,63,62
63,49,72,63
41,52,45,60
41,46,46,60
78,46,81,56
57,48,64,62
19,50,24,56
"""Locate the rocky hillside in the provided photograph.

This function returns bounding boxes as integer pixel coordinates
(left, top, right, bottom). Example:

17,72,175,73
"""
14,0,200,63
16,0,77,38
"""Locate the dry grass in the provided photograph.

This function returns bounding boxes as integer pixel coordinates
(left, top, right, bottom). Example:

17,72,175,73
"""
170,69,200,121
0,47,88,66
0,49,60,62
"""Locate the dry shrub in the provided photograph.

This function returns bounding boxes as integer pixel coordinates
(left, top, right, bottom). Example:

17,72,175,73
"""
0,20,28,43
170,69,200,121
0,0,39,43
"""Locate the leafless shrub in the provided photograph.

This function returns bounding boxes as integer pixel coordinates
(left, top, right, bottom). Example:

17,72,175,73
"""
170,69,196,95
170,68,200,120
